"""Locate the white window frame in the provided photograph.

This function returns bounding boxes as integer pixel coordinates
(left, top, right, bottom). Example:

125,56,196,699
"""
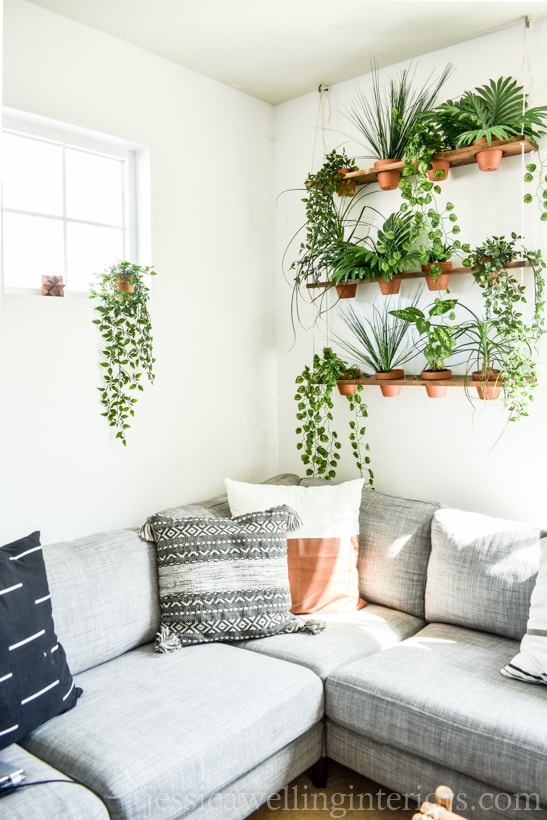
1,108,149,295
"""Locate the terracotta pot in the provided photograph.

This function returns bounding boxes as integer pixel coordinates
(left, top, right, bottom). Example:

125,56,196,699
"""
336,169,357,197
472,370,502,400
422,261,452,291
117,279,134,294
375,369,404,397
421,369,452,398
337,369,362,395
336,380,359,396
474,139,503,172
378,278,401,296
373,159,402,191
335,282,357,299
427,159,450,181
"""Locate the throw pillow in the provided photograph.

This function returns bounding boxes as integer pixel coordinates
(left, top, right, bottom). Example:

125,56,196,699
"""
225,478,366,614
426,509,541,640
0,532,82,750
501,536,547,684
146,506,325,652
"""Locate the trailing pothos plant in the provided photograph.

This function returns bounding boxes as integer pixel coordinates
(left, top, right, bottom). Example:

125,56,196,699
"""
90,260,157,446
294,346,373,485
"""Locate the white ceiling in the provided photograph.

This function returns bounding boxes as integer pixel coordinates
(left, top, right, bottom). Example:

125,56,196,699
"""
25,0,547,105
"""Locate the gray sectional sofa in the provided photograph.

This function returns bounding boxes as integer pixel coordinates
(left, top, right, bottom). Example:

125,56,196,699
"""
2,474,546,819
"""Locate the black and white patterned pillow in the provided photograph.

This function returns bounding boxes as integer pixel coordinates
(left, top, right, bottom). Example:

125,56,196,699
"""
0,532,82,749
145,506,325,651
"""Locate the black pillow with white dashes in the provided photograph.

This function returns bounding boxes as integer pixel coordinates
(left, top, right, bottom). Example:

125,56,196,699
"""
0,531,81,749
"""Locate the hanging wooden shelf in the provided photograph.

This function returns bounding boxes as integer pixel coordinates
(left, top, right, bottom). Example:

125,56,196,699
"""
341,136,536,187
305,260,527,290
344,375,472,388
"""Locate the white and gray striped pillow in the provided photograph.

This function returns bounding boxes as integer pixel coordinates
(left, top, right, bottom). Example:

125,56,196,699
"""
502,537,547,685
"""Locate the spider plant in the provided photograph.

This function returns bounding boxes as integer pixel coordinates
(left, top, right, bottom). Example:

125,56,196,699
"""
345,61,454,161
424,76,547,148
333,293,420,375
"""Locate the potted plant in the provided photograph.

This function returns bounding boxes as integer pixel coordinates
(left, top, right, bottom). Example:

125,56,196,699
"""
390,297,458,397
331,209,422,295
284,149,374,327
400,119,454,210
294,347,373,485
90,260,157,446
345,61,453,189
424,76,547,171
333,294,420,396
455,245,546,417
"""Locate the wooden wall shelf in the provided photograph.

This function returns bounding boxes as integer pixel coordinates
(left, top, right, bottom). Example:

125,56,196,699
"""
342,136,536,187
306,260,527,290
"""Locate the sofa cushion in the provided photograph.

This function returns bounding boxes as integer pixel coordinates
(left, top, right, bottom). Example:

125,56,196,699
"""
43,529,159,676
325,622,547,803
0,743,108,819
0,532,81,750
356,487,440,618
147,506,323,649
426,508,541,639
22,643,324,818
235,603,424,679
225,477,365,613
502,536,547,684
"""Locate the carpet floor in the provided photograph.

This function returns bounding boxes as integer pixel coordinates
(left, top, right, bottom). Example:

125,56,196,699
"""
246,761,417,819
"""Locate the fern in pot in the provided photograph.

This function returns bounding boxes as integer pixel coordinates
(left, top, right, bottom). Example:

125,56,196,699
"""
90,260,157,446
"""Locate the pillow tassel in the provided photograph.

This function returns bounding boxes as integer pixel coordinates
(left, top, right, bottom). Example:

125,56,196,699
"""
155,626,181,654
283,616,326,635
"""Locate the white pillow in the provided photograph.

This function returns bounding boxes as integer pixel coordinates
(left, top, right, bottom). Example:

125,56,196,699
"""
501,536,547,684
225,478,365,614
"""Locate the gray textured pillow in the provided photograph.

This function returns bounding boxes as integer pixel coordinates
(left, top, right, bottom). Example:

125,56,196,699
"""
426,508,541,639
357,488,440,618
146,505,324,651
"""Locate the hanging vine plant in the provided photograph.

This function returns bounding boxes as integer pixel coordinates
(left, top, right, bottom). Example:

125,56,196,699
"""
294,346,374,485
90,260,157,446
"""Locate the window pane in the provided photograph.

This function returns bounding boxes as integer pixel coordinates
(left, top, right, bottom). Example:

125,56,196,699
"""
65,149,124,226
2,212,64,288
2,133,64,216
66,222,125,292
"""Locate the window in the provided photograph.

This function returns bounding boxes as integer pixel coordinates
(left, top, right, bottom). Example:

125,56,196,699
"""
1,112,142,294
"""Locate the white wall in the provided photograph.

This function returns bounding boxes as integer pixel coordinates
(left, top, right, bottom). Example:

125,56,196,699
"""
273,19,547,524
1,0,278,543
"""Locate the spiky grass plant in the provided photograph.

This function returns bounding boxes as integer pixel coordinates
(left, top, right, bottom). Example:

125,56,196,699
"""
345,61,454,161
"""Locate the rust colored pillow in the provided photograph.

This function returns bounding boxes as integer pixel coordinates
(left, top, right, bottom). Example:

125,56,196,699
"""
225,478,366,614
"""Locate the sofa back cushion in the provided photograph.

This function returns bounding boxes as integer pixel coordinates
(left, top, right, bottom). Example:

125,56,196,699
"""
44,529,160,675
358,488,440,618
426,508,541,639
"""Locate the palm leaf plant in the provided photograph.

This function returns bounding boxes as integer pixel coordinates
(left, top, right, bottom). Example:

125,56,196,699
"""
425,76,547,148
345,61,454,161
90,260,157,446
331,209,422,284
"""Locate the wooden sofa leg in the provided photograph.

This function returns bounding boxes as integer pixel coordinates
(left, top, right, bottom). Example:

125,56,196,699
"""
310,756,328,788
